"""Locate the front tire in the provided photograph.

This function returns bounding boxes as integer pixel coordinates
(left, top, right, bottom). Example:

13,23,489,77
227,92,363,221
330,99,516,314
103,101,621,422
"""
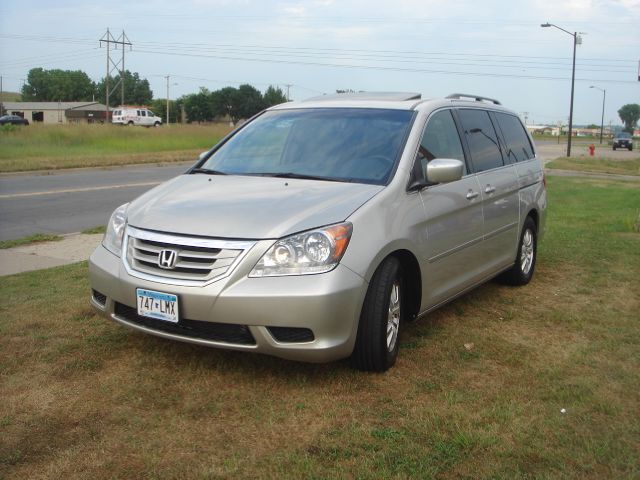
501,217,537,286
351,257,404,372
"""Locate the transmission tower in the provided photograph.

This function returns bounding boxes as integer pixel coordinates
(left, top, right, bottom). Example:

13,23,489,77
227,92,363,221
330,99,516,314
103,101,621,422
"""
99,29,132,121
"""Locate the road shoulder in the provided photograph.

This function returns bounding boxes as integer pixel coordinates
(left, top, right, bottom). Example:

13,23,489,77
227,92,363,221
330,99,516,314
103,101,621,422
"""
0,233,102,276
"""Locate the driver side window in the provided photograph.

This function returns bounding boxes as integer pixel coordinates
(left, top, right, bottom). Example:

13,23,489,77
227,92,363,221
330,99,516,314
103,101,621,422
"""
416,110,466,181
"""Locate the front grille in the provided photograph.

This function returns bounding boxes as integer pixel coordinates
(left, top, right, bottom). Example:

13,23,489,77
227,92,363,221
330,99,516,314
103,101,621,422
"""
125,227,251,283
92,289,107,307
114,303,256,345
268,326,315,343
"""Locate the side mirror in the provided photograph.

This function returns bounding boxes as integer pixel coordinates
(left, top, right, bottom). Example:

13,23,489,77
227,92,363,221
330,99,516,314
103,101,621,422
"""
426,158,464,184
198,151,210,161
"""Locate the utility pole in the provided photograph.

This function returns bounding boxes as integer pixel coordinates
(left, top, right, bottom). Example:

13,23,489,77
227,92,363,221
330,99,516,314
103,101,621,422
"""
166,75,170,124
0,75,3,116
164,75,178,124
522,112,529,125
285,84,292,101
100,29,132,123
541,23,582,157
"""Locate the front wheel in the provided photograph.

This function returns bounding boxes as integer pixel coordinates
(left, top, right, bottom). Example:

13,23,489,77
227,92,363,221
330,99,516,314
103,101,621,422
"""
500,217,537,286
351,257,404,372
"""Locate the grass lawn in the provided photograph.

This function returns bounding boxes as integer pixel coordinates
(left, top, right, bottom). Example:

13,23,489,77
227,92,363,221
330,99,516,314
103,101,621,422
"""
0,233,63,250
0,123,232,172
546,156,640,176
1,176,639,479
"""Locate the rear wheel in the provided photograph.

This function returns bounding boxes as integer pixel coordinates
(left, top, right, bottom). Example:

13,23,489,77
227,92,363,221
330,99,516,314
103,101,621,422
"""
127,121,134,126
500,217,537,286
351,257,404,372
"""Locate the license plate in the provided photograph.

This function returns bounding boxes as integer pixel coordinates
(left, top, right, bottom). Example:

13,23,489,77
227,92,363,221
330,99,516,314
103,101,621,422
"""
136,288,179,323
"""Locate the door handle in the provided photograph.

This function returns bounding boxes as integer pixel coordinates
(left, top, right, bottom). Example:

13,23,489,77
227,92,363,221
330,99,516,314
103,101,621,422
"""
484,185,496,194
466,190,479,200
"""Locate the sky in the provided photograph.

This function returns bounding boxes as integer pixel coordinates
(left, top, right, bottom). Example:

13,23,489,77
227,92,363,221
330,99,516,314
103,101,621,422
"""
1,0,639,126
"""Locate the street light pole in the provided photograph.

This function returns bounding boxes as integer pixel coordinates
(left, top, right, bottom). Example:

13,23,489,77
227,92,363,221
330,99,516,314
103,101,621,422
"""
590,85,606,144
541,23,581,157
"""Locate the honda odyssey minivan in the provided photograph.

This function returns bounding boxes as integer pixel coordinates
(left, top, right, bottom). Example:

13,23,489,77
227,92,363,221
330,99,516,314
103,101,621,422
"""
89,92,546,371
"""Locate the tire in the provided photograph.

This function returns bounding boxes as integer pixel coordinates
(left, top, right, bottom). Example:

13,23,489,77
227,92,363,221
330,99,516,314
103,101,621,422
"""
127,121,134,126
629,146,633,151
154,122,160,127
351,257,404,372
613,146,616,151
500,217,537,286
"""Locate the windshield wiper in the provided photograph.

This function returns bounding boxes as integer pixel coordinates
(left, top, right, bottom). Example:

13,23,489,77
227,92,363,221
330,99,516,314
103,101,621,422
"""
254,172,345,182
190,167,228,175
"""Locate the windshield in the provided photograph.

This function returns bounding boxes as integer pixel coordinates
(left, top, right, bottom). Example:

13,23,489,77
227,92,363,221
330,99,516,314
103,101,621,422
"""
200,108,415,184
617,132,631,138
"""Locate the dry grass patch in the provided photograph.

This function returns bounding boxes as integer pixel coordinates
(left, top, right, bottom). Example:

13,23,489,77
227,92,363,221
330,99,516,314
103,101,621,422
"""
0,123,232,172
1,176,639,479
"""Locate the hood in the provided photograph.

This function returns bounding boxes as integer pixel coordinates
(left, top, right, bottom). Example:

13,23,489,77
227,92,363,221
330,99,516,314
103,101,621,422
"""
127,174,383,239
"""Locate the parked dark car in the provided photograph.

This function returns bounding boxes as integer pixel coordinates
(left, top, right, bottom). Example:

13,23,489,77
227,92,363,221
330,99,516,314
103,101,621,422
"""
612,132,633,151
0,115,29,126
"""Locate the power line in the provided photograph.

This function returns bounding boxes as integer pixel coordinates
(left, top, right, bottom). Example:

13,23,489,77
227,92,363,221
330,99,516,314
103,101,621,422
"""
0,33,635,64
134,48,639,85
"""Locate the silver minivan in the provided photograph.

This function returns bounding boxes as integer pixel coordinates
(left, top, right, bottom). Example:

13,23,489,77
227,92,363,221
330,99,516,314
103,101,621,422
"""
89,92,546,371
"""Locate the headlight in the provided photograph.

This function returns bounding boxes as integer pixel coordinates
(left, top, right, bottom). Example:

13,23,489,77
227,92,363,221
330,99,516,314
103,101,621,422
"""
102,203,129,256
249,222,352,277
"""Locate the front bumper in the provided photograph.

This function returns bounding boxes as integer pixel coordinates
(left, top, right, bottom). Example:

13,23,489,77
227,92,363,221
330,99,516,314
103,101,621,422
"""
89,244,368,363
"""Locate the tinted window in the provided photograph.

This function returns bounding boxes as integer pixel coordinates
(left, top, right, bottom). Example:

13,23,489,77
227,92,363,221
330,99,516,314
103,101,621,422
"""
417,110,466,177
202,108,414,185
494,112,534,163
140,110,147,117
457,109,504,172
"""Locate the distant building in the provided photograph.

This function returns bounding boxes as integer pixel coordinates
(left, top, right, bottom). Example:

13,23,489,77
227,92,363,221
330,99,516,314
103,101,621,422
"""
525,125,554,135
1,101,111,124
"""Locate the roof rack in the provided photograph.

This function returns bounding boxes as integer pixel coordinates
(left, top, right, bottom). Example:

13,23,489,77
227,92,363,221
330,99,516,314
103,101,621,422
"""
446,93,501,105
304,92,422,102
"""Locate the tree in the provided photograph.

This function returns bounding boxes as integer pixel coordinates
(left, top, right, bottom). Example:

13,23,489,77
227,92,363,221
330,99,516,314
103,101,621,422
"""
210,85,265,124
210,86,237,120
182,87,213,123
150,98,180,124
233,84,265,122
618,104,640,134
21,68,95,102
95,70,153,107
263,85,287,107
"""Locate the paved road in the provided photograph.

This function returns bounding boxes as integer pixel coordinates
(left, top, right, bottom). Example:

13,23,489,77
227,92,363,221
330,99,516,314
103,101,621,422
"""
0,163,192,241
1,142,636,242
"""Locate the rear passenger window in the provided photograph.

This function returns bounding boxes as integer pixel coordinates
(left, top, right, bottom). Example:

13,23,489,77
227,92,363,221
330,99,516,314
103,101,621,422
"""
457,109,504,173
494,112,534,163
417,110,466,177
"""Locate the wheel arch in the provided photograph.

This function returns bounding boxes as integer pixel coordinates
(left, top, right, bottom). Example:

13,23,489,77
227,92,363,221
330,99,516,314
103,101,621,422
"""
388,249,422,321
526,208,539,232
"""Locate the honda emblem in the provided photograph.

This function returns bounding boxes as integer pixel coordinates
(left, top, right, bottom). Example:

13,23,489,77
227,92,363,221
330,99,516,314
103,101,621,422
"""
158,249,178,269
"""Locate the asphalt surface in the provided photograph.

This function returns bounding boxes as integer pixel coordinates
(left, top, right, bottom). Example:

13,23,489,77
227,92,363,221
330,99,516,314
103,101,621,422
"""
0,162,192,241
0,144,638,276
0,142,636,242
